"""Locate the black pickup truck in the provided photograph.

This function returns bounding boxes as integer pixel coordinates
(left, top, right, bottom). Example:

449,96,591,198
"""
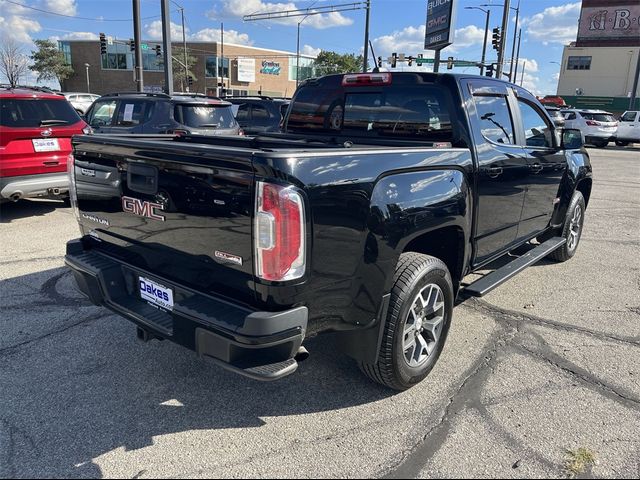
65,72,592,390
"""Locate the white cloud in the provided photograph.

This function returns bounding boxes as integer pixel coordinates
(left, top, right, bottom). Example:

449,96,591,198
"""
0,15,41,44
43,0,78,16
145,20,186,41
512,58,540,93
217,0,353,29
521,2,580,45
144,21,253,46
301,44,320,57
373,24,486,59
191,28,253,45
61,31,98,40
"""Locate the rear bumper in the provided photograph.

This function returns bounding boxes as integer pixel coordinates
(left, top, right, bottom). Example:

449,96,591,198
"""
0,173,69,200
65,239,308,381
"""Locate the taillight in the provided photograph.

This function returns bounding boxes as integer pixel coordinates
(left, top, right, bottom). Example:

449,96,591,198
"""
585,120,599,126
255,181,306,281
238,129,245,136
66,153,80,223
82,125,93,134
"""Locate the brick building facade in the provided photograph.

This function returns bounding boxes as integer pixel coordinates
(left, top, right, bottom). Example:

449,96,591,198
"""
59,39,315,97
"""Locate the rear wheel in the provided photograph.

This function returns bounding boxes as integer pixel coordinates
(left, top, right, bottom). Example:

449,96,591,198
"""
359,253,453,391
592,139,608,148
549,191,585,262
615,140,629,147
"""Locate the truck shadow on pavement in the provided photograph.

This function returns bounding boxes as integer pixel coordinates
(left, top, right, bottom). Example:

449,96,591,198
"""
0,199,67,223
0,266,394,478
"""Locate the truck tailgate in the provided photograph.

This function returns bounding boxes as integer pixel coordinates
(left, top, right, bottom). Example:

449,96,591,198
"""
72,136,256,304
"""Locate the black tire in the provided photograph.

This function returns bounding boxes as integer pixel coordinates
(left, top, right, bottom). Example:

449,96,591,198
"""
549,191,585,262
615,140,629,147
359,252,454,391
593,139,608,148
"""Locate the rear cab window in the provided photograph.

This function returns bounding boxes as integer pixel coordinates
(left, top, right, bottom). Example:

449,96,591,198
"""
473,95,515,145
621,111,638,122
0,98,80,127
174,103,237,129
286,74,456,142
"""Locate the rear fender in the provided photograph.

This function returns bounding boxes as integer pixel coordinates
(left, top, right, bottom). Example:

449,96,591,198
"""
338,168,472,363
550,149,593,227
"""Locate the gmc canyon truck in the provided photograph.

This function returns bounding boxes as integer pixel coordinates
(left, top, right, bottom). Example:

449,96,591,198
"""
65,73,592,390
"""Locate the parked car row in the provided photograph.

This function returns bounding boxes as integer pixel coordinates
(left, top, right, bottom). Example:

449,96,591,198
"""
0,82,636,205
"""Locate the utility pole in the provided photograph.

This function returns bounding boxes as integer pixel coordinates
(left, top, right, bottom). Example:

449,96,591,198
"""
160,0,173,94
433,49,441,73
362,0,371,72
520,60,526,86
508,0,520,82
513,28,521,82
496,0,510,79
132,0,144,92
180,6,187,92
220,22,224,96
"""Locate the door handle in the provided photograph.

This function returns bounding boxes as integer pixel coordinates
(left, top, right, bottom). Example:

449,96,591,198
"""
530,163,544,173
487,166,503,178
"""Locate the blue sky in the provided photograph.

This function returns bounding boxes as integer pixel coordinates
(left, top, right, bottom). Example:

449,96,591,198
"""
0,0,583,94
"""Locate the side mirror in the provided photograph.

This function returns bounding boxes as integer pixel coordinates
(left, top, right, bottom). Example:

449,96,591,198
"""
561,128,584,150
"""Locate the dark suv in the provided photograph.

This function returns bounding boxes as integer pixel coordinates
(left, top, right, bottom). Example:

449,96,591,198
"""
226,96,290,135
84,92,240,136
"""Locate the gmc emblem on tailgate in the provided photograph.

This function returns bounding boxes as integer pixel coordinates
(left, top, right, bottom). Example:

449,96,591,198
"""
122,196,165,221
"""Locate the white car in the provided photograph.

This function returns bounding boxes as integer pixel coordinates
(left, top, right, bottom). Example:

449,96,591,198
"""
561,109,618,148
615,111,640,146
63,92,100,115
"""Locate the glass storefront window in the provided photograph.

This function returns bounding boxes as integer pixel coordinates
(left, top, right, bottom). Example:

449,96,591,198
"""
205,56,229,78
100,42,163,71
289,56,315,82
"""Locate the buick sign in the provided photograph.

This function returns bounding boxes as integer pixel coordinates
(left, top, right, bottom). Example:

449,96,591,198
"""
425,0,457,50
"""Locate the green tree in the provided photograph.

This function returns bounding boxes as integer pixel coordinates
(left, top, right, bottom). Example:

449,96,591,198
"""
29,39,73,87
313,50,365,76
172,52,198,91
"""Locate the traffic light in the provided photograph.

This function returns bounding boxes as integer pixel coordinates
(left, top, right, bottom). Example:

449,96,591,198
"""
485,63,495,77
129,39,135,52
154,45,161,57
408,56,414,66
99,33,107,55
391,53,397,68
491,27,502,51
377,56,382,68
447,56,454,70
187,76,193,87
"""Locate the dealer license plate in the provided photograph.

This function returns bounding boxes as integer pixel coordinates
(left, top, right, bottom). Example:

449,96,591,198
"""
139,276,174,311
32,138,60,152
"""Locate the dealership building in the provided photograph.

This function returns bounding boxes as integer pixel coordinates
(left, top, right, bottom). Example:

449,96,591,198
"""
556,0,640,113
58,39,315,97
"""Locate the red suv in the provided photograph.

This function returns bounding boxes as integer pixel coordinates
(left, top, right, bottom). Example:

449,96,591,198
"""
0,87,90,203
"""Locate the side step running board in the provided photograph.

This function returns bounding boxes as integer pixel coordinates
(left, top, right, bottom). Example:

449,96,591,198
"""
464,237,566,297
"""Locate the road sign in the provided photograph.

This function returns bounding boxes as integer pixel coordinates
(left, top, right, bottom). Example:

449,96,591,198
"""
141,43,148,50
424,0,457,50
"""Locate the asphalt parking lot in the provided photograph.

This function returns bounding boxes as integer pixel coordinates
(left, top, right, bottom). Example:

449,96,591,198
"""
1,146,639,478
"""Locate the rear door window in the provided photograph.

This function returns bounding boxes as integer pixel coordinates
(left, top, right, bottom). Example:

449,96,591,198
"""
114,100,151,126
87,99,117,127
0,98,80,127
473,95,515,145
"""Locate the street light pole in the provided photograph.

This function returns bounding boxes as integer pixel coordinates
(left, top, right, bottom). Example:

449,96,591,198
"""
84,63,90,92
132,0,144,92
465,6,490,76
496,0,511,79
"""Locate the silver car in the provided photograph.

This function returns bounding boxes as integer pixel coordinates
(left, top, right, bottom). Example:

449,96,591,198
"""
560,108,618,148
63,92,100,115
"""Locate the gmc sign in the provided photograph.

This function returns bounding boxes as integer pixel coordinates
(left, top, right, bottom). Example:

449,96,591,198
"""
122,196,166,221
425,0,456,50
